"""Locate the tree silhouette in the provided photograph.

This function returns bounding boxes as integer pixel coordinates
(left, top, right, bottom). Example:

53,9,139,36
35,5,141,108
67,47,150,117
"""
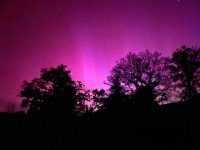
19,64,88,116
168,46,200,101
90,89,108,111
104,75,127,111
106,50,170,102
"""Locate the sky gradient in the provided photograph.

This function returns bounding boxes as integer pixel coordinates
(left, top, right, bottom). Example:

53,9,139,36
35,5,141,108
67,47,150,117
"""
0,0,200,111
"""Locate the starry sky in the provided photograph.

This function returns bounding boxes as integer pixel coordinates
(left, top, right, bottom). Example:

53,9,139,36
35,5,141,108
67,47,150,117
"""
0,0,200,111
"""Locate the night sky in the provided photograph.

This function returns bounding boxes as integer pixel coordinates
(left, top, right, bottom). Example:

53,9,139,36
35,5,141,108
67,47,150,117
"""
0,0,200,111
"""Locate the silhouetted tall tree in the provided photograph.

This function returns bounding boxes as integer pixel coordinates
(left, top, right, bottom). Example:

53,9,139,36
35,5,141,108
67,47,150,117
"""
104,75,127,111
19,64,88,116
168,46,200,101
106,50,170,101
73,81,91,116
106,75,126,95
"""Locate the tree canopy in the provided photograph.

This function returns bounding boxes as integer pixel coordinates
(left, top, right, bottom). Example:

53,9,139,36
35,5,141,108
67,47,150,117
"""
18,46,200,116
106,50,171,102
168,46,200,101
19,64,89,116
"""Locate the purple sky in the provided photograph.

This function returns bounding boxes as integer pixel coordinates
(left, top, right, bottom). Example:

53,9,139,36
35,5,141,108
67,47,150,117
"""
0,0,200,111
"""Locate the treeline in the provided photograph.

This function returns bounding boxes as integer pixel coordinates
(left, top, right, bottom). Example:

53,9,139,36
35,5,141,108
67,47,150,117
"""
19,45,200,117
1,45,200,149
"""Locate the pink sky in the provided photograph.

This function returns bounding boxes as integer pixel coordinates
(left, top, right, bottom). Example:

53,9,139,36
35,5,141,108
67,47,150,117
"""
0,0,200,111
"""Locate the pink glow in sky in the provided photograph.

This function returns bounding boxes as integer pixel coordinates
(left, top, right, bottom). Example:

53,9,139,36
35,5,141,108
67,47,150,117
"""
0,0,200,111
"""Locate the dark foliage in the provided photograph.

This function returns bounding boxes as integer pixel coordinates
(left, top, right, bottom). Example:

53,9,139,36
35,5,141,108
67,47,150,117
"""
106,50,171,103
2,45,200,149
19,64,89,117
103,75,128,112
167,46,200,100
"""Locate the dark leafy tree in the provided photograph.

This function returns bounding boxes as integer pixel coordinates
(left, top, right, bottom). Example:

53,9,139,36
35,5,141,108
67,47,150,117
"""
73,82,91,116
168,46,200,101
106,50,170,102
104,75,127,111
19,64,88,116
106,75,127,95
91,89,107,111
